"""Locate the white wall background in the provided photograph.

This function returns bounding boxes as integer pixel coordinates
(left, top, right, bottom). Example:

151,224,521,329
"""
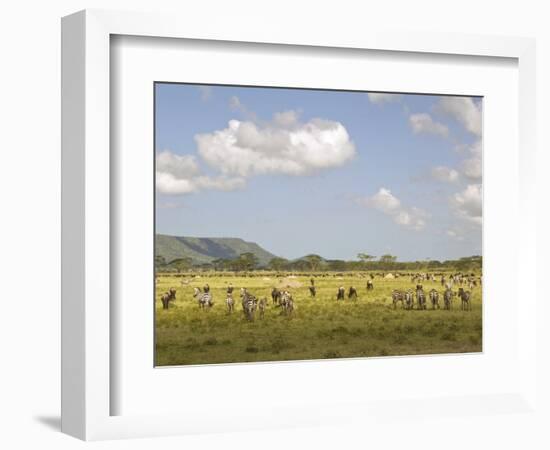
0,1,548,449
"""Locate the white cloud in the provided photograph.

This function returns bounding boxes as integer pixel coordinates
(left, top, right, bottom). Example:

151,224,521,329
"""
446,229,465,241
431,166,459,183
409,113,449,137
367,93,402,104
452,184,482,225
156,151,199,179
198,86,212,101
360,188,429,231
156,150,245,195
195,114,356,177
459,140,482,180
435,97,482,136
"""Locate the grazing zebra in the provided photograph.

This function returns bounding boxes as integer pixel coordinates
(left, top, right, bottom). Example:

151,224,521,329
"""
458,288,472,311
271,288,282,305
194,287,213,309
416,285,426,310
168,288,176,301
429,289,440,309
366,280,374,291
226,294,234,313
309,286,316,297
348,286,358,300
258,297,267,319
392,290,405,309
336,286,345,300
443,288,453,310
404,290,414,310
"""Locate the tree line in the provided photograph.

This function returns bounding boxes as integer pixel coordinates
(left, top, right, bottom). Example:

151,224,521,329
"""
155,253,482,273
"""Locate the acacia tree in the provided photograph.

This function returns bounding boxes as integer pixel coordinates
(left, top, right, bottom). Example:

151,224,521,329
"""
268,257,289,271
168,257,193,273
238,252,259,271
303,254,324,271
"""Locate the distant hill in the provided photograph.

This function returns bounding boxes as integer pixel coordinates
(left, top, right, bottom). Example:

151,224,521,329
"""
155,235,278,267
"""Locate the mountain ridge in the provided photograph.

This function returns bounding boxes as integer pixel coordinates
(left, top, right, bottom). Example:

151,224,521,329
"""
155,234,278,266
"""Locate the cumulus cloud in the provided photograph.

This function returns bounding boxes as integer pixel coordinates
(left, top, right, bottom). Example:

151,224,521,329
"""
435,96,482,136
156,150,245,195
359,188,429,231
431,166,459,183
367,92,402,104
409,113,449,138
195,113,356,177
460,140,482,180
452,184,482,225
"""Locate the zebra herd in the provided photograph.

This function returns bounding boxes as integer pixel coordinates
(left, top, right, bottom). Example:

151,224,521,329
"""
158,273,476,317
392,285,472,311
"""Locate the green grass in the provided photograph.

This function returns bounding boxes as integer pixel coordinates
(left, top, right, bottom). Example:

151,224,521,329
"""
155,272,482,366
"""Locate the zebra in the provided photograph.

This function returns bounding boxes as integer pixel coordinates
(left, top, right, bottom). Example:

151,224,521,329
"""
258,297,267,319
443,288,453,310
194,287,213,309
416,285,426,310
241,289,258,320
160,292,172,310
366,280,374,291
429,289,440,309
309,285,316,297
336,286,345,300
271,288,282,305
404,290,414,310
458,288,472,311
392,290,405,309
280,291,294,315
226,293,234,313
348,286,358,300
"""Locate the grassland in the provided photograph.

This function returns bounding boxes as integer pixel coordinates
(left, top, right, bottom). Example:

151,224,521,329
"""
155,272,482,366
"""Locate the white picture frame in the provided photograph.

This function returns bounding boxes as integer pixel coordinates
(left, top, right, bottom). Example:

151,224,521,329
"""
61,9,538,441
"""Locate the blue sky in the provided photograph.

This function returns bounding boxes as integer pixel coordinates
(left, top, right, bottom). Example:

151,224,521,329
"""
155,83,482,262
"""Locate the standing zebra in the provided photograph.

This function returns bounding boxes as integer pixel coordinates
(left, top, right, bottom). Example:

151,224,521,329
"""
443,288,453,310
366,280,374,291
226,293,234,313
348,286,358,300
429,289,440,309
194,287,213,309
258,297,267,319
241,288,258,321
404,290,414,310
392,290,405,309
458,288,472,311
336,286,345,300
280,291,294,315
271,287,282,305
309,285,316,297
416,285,426,310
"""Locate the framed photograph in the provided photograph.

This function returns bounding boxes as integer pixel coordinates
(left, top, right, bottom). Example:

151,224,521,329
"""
62,9,538,441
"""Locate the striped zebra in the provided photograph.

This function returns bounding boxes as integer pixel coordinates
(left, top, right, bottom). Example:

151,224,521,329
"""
193,287,213,309
416,286,426,310
348,286,358,300
429,289,440,309
392,290,405,309
241,289,258,321
458,288,472,311
226,294,234,313
280,291,294,315
258,297,267,319
443,288,453,310
336,286,345,300
366,280,374,291
404,290,414,310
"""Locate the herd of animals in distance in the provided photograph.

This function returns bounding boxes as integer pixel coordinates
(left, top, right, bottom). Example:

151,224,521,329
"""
158,272,480,320
154,266,483,366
